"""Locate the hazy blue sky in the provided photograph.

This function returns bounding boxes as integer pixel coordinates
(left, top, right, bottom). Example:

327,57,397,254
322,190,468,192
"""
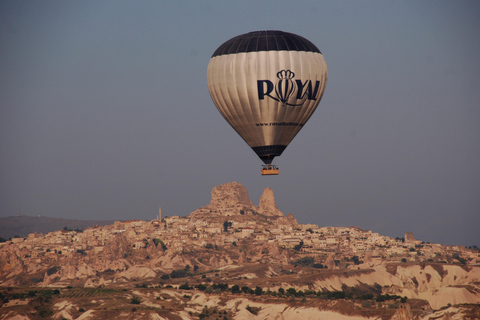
1,1,479,246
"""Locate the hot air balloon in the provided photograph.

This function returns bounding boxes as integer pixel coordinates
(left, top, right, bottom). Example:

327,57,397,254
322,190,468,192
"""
207,30,327,175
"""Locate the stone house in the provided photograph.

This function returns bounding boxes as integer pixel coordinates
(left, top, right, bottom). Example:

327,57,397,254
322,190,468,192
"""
241,228,254,237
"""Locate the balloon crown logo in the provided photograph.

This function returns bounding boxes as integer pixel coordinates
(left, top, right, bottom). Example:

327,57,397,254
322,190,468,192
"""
275,70,296,105
258,69,322,107
277,70,295,80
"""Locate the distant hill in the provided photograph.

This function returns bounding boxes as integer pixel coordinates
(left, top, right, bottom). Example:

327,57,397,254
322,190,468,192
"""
0,216,115,239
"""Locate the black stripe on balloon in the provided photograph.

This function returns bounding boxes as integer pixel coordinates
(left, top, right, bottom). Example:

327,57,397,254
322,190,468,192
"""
212,31,321,57
251,145,287,164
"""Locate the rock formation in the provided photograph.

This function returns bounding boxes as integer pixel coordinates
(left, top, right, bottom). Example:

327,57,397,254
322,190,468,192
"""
192,181,285,217
257,187,284,217
191,181,255,216
391,304,414,320
210,182,253,209
405,232,417,243
287,212,298,225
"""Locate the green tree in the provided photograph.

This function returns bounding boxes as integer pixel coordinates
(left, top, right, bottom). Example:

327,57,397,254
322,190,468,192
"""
170,267,191,279
452,253,467,265
153,238,167,250
223,221,232,232
195,284,207,291
131,296,141,304
231,285,240,294
294,256,314,267
287,288,297,295
351,256,362,265
326,291,345,299
179,282,190,290
294,241,304,251
212,283,229,292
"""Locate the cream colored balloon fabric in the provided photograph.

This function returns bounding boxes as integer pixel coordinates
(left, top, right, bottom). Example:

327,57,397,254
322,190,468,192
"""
207,31,327,164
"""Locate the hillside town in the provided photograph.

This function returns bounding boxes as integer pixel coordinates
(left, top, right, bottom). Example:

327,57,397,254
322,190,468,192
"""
1,182,478,274
1,182,480,320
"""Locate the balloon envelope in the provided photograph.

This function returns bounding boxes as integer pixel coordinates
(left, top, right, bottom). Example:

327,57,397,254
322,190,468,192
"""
207,30,327,164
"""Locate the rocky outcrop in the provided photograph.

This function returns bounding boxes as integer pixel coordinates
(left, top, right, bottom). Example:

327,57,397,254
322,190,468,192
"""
192,181,285,217
287,213,298,225
405,232,417,243
257,187,284,217
391,304,415,320
191,181,256,216
209,182,254,210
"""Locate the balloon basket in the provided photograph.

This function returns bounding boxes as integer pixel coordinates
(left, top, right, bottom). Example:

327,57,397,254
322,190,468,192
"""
261,164,279,175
